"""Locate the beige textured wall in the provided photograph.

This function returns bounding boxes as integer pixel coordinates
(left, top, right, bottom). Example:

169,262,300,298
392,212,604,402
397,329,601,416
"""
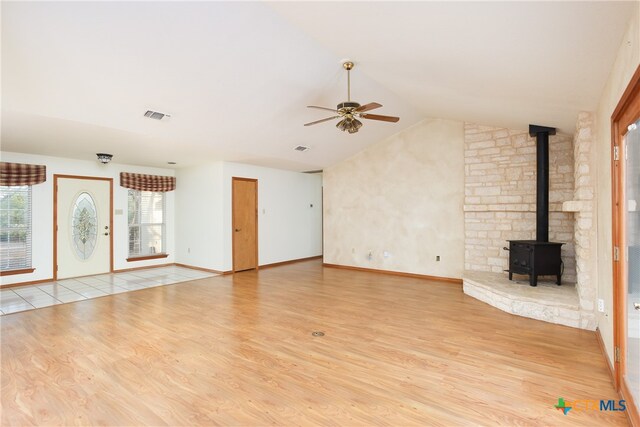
323,118,465,279
464,124,576,283
595,4,640,363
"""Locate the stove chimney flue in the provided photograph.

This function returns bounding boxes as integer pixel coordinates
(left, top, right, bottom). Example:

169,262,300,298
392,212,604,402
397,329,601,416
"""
529,124,556,242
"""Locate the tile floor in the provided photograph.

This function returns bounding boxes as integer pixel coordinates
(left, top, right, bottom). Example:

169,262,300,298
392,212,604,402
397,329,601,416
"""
0,266,217,315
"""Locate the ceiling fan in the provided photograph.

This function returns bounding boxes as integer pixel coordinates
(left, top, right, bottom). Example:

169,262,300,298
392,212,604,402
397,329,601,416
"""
304,61,400,134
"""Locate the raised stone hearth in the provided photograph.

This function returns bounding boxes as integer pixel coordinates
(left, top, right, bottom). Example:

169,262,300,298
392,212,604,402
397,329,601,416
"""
463,270,583,329
462,115,597,331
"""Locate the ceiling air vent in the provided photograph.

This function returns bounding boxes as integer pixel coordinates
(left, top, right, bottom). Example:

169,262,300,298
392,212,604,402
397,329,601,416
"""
144,110,171,121
294,145,310,152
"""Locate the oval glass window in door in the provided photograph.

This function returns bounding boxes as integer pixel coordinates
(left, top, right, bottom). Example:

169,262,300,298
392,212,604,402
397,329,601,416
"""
71,192,98,260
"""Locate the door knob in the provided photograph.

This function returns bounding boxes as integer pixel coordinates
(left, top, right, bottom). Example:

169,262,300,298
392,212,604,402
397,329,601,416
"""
104,232,110,236
634,302,640,311
235,228,241,232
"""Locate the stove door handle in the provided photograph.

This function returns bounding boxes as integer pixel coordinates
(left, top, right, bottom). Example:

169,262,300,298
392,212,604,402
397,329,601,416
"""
503,247,510,251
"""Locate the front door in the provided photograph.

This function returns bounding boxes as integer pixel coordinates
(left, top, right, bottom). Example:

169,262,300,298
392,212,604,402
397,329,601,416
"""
55,176,112,279
232,177,258,272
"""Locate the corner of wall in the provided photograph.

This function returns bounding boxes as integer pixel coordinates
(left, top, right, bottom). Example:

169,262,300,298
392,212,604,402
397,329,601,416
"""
174,163,225,271
594,4,640,364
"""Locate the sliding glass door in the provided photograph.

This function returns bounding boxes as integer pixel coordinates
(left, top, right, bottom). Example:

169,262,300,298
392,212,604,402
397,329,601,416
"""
624,119,640,407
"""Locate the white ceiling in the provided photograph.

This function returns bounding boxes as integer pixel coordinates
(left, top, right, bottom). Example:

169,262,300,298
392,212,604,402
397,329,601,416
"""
1,1,634,171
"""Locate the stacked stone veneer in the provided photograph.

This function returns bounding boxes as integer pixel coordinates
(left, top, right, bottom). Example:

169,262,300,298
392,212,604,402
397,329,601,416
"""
464,123,577,284
563,112,597,329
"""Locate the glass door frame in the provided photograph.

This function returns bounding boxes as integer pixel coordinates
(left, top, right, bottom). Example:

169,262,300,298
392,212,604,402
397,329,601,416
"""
612,64,640,427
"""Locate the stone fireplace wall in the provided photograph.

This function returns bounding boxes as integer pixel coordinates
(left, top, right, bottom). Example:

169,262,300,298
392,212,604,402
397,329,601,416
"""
563,112,597,328
464,123,577,283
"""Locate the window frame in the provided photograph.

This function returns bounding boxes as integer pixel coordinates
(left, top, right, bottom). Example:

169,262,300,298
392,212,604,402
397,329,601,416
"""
0,185,35,275
126,189,168,262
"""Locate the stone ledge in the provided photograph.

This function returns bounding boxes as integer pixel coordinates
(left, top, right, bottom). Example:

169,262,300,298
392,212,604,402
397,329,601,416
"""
562,200,592,212
464,205,568,212
462,270,582,329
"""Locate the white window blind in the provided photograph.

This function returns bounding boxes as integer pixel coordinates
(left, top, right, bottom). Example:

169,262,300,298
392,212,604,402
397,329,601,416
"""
128,190,165,257
0,186,32,271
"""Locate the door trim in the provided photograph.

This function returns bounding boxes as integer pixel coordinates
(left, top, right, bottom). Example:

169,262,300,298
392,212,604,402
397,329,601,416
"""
611,64,640,427
53,174,114,281
231,177,258,273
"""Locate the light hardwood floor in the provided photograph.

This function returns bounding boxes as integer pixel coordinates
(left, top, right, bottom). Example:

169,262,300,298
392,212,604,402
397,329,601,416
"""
1,260,628,426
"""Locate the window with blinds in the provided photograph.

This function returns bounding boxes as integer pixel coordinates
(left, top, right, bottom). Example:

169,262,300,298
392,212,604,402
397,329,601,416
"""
0,186,32,271
128,190,165,257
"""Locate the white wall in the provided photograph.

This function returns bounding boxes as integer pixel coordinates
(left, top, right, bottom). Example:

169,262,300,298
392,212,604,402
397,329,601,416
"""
595,3,640,363
221,162,323,271
1,152,322,283
0,152,176,285
173,161,323,272
322,118,465,279
175,162,224,270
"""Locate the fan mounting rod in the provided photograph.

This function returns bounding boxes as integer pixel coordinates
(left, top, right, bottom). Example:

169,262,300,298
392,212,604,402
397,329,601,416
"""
343,61,354,102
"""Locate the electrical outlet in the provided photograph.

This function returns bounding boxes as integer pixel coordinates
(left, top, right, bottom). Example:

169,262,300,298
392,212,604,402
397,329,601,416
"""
352,248,355,254
598,299,605,313
383,251,390,258
188,248,191,254
367,250,373,261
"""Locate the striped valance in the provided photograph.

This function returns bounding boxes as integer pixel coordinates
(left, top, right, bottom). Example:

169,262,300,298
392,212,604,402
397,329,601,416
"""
120,172,175,192
0,162,46,187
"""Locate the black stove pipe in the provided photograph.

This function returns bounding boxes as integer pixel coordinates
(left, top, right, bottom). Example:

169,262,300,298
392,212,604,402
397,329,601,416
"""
529,124,556,243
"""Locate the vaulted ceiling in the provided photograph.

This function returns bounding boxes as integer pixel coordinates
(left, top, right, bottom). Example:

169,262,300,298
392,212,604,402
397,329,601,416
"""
1,1,634,171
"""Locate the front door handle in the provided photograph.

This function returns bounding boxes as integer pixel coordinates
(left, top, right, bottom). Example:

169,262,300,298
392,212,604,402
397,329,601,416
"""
634,302,640,311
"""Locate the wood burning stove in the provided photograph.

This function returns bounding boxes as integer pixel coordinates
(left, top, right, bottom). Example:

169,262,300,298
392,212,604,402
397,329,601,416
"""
506,240,563,287
506,125,564,287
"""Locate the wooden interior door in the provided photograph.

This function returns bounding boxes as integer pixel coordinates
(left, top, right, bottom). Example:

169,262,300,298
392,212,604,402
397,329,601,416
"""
612,65,640,427
232,177,258,272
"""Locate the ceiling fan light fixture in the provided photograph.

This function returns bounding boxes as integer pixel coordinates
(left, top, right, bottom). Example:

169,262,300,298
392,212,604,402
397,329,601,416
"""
347,119,363,134
304,61,399,132
336,117,362,133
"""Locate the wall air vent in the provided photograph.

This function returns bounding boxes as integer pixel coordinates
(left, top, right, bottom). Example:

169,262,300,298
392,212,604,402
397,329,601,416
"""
144,110,171,121
294,145,310,152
